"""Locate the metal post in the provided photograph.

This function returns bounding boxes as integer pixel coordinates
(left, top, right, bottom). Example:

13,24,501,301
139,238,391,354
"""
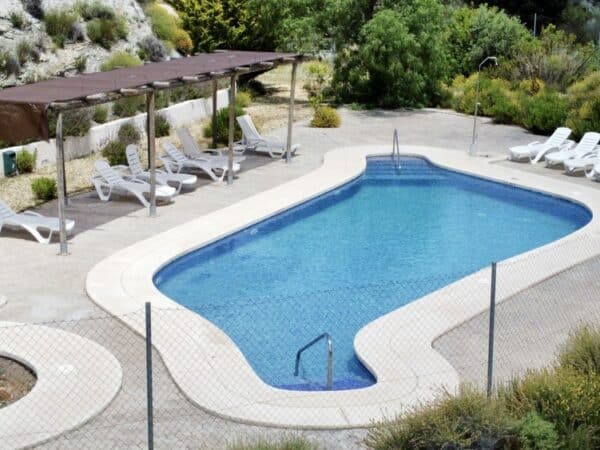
146,92,157,217
326,337,333,391
286,60,298,163
55,112,68,255
212,78,218,149
227,74,237,185
144,302,154,450
486,262,497,397
533,13,537,37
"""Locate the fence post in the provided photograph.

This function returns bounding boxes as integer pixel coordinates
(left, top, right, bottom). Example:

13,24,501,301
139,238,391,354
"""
486,262,497,397
145,302,154,450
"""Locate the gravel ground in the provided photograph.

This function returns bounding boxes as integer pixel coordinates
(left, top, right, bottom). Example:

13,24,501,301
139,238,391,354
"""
0,64,314,213
0,356,36,408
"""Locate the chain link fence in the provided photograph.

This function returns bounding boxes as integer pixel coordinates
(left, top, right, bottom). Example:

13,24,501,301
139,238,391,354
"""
1,250,599,449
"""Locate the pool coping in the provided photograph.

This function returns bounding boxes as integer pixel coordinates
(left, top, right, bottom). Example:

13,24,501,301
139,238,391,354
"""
86,145,600,429
0,321,122,448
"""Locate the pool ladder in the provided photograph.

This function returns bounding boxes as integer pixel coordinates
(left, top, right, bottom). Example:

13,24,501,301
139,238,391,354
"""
294,333,333,390
392,129,401,171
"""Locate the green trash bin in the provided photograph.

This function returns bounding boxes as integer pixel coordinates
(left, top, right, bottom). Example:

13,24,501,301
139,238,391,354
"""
3,150,17,177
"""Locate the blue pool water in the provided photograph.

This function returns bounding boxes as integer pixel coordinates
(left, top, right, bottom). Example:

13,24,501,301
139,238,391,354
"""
154,157,591,390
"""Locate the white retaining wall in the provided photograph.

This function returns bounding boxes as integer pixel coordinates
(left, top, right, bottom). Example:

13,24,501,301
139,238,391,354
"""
0,89,230,177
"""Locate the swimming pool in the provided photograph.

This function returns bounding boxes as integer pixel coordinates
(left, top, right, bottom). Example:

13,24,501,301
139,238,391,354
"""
154,156,591,391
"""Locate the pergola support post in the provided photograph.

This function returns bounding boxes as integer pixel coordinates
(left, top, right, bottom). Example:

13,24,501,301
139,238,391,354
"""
146,91,157,217
286,60,298,163
55,112,68,255
227,73,237,185
212,78,218,149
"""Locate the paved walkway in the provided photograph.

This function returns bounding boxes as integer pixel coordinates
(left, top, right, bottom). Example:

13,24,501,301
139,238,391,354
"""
0,108,599,448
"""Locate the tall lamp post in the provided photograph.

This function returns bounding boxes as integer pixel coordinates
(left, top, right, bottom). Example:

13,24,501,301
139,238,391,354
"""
469,56,498,157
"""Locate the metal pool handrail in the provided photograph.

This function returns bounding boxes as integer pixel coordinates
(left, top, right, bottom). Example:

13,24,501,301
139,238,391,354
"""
294,332,333,390
392,129,401,170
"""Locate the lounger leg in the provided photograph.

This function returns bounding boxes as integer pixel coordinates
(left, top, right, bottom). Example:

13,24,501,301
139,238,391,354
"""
134,192,151,208
21,225,52,244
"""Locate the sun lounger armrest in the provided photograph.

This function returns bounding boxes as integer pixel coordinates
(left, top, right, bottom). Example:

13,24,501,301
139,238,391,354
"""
527,141,541,148
21,211,43,217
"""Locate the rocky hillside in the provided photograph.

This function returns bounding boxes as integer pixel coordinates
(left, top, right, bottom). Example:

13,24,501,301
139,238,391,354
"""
0,0,166,88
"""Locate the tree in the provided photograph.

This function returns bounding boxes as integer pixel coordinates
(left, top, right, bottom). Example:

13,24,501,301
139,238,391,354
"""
471,0,568,28
333,1,450,108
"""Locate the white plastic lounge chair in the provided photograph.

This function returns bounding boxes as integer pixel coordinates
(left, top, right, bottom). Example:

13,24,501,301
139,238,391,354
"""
91,160,176,207
586,160,600,181
236,114,300,158
160,142,239,182
125,145,196,194
563,148,600,175
509,127,572,162
0,199,74,244
176,127,246,166
544,132,600,168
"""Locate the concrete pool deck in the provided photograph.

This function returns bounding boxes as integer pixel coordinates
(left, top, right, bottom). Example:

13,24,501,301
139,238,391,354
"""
1,108,600,445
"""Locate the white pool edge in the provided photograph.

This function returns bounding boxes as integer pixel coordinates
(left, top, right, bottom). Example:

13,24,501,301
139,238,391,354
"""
86,145,600,429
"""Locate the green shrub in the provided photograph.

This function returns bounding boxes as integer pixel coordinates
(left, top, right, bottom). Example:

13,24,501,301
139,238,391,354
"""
47,109,93,138
567,72,600,110
558,325,600,377
101,140,127,166
228,436,315,450
93,106,109,124
203,105,245,145
145,4,179,42
244,79,267,97
155,114,170,137
75,0,115,20
310,106,341,128
566,73,600,139
74,55,86,73
236,90,252,108
0,51,20,76
100,51,142,72
173,28,193,55
31,177,57,201
43,9,79,48
500,368,600,441
117,123,141,145
16,40,33,65
518,412,559,450
9,11,26,29
87,17,128,49
520,89,569,135
365,386,516,449
303,60,332,98
16,149,36,174
170,84,209,103
113,97,145,118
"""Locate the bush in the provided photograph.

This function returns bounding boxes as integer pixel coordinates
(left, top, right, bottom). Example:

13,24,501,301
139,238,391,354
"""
333,5,449,108
245,79,267,97
16,40,34,65
0,51,20,76
137,35,167,62
365,386,516,449
173,28,193,55
303,61,332,98
310,106,341,128
117,123,141,145
170,84,210,103
22,0,44,20
520,89,569,134
236,90,252,108
100,51,142,72
87,17,128,49
74,55,86,73
16,149,36,174
93,106,108,124
43,9,80,48
113,97,145,118
203,105,244,145
558,325,600,377
517,412,559,450
75,1,115,20
145,4,180,42
9,11,26,29
31,177,57,201
47,109,93,138
228,436,315,450
101,140,127,166
155,114,170,137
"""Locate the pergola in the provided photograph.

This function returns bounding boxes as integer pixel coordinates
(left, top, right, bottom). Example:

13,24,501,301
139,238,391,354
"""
0,50,302,255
